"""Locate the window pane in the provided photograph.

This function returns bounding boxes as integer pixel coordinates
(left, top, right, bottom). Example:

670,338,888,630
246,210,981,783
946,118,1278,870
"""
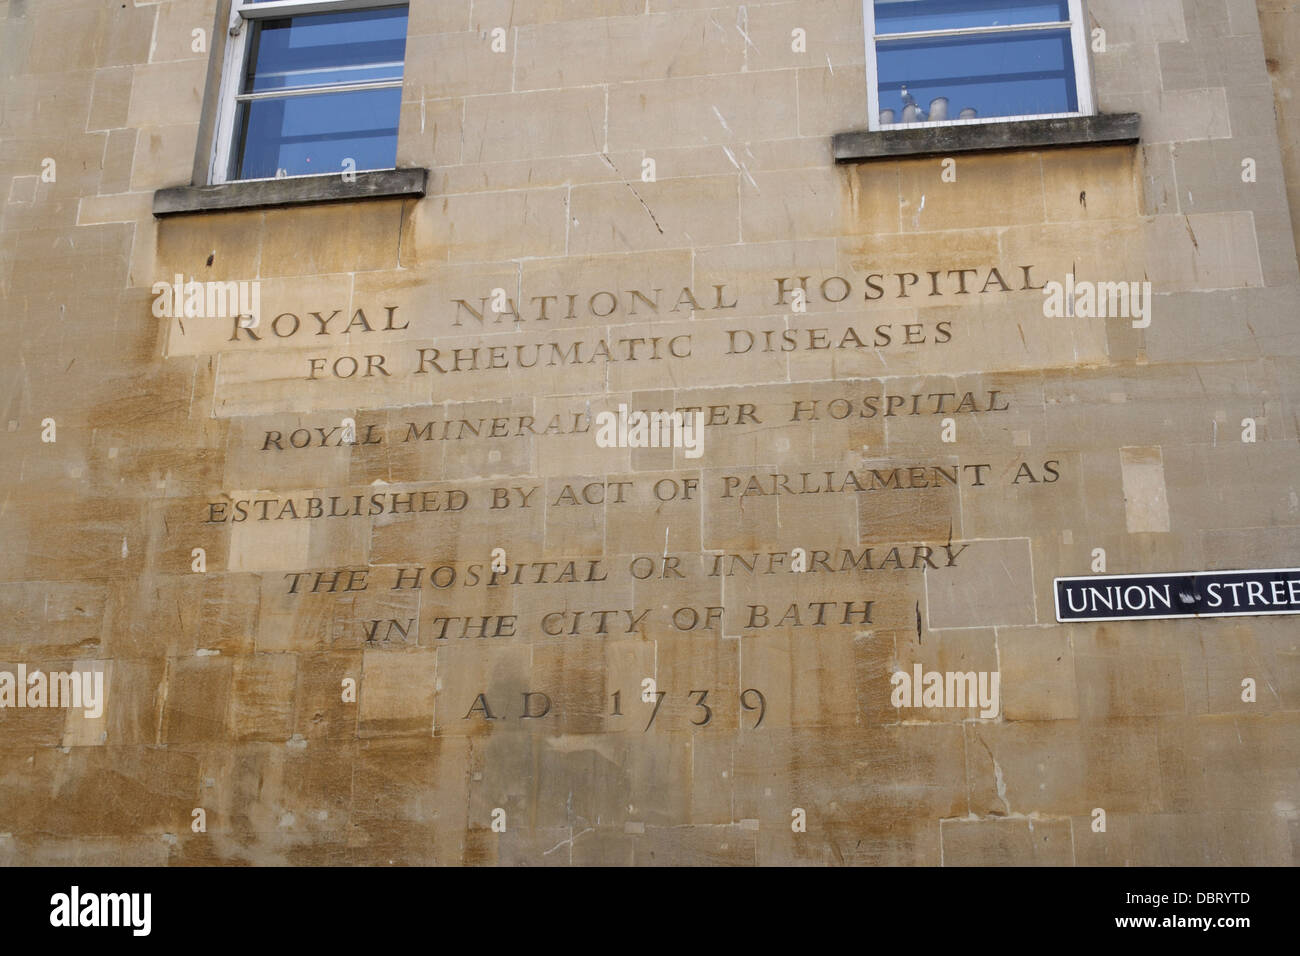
236,87,402,179
876,29,1077,122
874,0,1070,34
244,7,408,93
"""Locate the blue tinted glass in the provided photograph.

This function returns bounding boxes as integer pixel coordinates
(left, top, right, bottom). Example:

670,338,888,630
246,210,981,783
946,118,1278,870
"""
236,87,401,179
877,29,1076,122
245,7,408,92
874,0,1069,34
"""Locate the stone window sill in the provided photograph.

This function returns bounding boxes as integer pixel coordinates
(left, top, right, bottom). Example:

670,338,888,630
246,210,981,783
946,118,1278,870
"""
832,113,1141,163
152,168,428,217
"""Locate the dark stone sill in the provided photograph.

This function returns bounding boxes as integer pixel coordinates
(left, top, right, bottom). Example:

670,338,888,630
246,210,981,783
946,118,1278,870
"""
833,113,1141,163
152,168,428,217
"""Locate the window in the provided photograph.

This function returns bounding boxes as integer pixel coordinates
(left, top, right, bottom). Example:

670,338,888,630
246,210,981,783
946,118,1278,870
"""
864,0,1093,131
211,0,409,184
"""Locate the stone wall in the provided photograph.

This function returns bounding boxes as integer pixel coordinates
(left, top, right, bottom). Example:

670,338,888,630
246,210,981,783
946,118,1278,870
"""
0,0,1296,865
1260,0,1300,253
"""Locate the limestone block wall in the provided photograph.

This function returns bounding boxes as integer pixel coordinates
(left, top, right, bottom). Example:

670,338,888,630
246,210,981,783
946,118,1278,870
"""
0,0,1296,865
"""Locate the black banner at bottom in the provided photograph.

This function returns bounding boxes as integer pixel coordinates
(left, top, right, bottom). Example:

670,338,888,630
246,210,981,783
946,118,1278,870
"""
0,865,1285,943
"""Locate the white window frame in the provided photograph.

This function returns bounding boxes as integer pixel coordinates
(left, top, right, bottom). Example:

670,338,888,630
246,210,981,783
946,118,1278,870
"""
863,0,1094,132
210,0,407,185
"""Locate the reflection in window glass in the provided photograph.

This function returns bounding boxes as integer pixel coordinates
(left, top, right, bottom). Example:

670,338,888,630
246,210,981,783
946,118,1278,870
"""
236,88,402,181
233,5,408,180
244,8,408,92
876,30,1077,123
874,0,1069,35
